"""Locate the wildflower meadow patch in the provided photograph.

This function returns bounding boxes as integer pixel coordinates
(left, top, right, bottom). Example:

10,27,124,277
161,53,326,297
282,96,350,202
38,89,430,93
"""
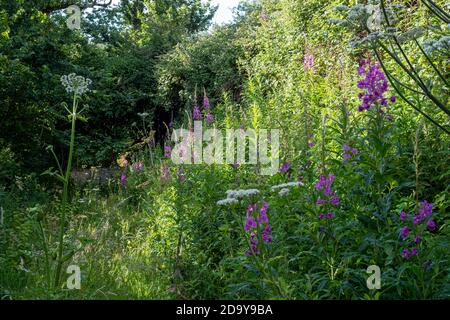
0,0,448,304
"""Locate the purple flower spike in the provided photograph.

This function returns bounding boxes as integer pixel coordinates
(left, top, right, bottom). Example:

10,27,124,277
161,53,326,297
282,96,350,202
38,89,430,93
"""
203,93,210,109
280,162,291,173
357,60,391,114
262,224,272,243
258,202,269,224
419,201,433,217
331,194,340,206
164,145,172,158
206,112,214,124
120,173,127,187
193,104,202,120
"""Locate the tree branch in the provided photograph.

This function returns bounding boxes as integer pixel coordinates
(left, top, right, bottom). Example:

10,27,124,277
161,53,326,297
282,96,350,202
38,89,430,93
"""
40,0,113,14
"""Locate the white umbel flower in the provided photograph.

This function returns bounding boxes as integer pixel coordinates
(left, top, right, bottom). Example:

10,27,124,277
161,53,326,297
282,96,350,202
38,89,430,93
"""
217,198,239,206
226,189,260,199
60,73,92,96
278,188,290,197
271,181,303,190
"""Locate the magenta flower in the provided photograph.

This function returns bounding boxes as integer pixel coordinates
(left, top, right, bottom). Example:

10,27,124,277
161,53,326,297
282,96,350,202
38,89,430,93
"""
315,174,334,196
427,219,437,232
206,112,214,124
400,211,407,221
304,54,316,72
330,194,340,206
262,225,272,243
245,203,258,232
132,161,144,172
326,212,334,220
177,167,185,184
203,92,210,109
343,143,358,161
164,145,172,158
419,201,433,217
400,226,409,240
401,248,411,259
120,173,127,187
411,248,418,256
247,232,259,256
258,202,269,224
245,201,272,254
193,104,202,120
357,59,391,113
280,162,291,173
413,215,424,225
260,11,268,21
316,198,327,205
319,213,325,219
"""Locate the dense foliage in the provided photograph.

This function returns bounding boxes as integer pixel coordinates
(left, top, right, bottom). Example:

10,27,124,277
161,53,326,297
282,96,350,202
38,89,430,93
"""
0,0,449,300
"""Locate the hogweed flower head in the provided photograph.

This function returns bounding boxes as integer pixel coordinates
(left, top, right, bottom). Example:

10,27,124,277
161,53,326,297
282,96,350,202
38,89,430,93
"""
217,198,239,206
271,181,303,190
278,188,290,197
60,73,92,96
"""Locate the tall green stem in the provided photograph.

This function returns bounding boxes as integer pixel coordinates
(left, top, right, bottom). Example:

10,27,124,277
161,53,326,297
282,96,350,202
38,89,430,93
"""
54,93,77,287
